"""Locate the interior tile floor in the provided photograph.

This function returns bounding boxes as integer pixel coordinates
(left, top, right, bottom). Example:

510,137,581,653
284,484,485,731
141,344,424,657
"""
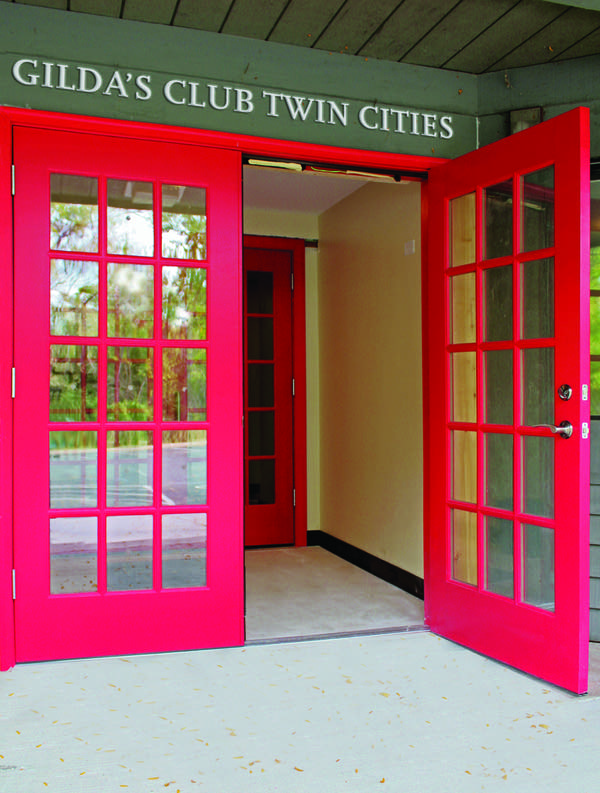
244,545,425,641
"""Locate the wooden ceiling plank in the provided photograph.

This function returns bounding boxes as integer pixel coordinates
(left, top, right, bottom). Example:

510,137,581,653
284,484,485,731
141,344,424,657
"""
221,0,291,40
70,0,122,17
268,0,345,48
401,0,520,69
312,0,401,55
359,0,460,61
491,6,600,70
172,0,233,31
15,0,67,9
553,24,600,60
445,0,565,73
122,0,178,24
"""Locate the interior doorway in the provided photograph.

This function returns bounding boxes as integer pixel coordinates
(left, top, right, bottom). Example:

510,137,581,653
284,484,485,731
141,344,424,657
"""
241,162,427,640
243,238,295,547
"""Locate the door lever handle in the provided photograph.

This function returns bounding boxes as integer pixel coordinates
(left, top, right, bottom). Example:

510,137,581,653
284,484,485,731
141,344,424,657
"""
531,420,573,439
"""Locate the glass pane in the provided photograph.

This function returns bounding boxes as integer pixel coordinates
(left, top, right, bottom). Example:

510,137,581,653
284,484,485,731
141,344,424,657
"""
50,174,98,253
107,263,154,339
450,352,476,423
106,431,153,507
450,273,475,344
484,433,513,510
162,348,207,422
591,296,600,355
248,459,275,504
107,514,153,591
107,347,153,422
484,179,513,260
450,193,476,267
522,523,555,611
247,317,274,360
162,267,207,340
483,265,512,341
247,271,273,313
248,364,274,408
591,235,600,289
107,179,154,257
248,411,275,457
522,435,554,518
451,509,477,586
451,431,476,504
522,258,554,339
162,185,207,260
50,345,98,422
521,166,554,252
521,347,554,425
485,516,514,598
162,430,207,505
483,349,513,425
51,259,99,337
591,361,600,415
162,513,207,588
50,516,97,593
50,431,97,509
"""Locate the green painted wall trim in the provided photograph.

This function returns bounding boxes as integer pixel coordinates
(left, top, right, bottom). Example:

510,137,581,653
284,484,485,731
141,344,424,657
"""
479,55,600,115
0,3,477,158
2,3,600,157
478,56,600,155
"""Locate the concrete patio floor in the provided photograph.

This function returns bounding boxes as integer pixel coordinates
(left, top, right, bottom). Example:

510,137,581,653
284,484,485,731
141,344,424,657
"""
2,633,600,792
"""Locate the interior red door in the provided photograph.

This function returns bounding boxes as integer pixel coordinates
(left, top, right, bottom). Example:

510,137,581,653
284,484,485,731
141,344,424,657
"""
426,108,590,693
13,127,243,662
243,244,294,546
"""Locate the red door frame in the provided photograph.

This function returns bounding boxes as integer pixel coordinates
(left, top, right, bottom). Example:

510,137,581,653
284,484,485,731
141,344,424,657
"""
1,108,590,682
243,235,307,548
0,105,440,670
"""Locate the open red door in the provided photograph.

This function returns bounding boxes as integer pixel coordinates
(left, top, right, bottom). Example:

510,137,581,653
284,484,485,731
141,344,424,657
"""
426,108,590,693
13,126,243,662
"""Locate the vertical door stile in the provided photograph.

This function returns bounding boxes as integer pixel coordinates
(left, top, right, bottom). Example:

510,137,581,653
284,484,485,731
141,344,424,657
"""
0,116,15,670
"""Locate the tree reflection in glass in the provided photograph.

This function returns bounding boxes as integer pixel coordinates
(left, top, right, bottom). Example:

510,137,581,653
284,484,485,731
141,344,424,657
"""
162,348,206,422
51,259,99,337
162,266,207,340
162,185,207,260
50,174,98,253
107,347,154,422
50,345,98,422
107,263,154,339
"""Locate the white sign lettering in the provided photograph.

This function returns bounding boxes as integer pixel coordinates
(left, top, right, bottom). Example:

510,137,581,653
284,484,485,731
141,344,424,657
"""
11,58,454,140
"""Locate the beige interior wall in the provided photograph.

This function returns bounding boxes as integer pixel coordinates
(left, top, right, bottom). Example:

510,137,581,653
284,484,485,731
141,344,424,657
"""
243,208,321,532
318,181,424,577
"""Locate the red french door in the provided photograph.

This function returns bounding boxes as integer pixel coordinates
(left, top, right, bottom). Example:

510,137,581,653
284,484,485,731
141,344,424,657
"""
427,108,590,693
13,127,243,662
243,243,294,546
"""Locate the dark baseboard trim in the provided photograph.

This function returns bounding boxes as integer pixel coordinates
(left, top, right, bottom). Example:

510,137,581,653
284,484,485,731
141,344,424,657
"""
308,530,424,601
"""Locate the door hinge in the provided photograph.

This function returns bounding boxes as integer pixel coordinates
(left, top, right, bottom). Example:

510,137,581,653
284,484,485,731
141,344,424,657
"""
11,164,15,196
291,271,294,291
582,422,590,440
11,367,15,399
292,378,295,397
293,489,296,508
12,569,16,600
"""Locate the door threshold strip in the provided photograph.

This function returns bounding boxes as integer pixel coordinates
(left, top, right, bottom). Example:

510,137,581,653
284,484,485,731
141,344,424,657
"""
245,623,429,646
